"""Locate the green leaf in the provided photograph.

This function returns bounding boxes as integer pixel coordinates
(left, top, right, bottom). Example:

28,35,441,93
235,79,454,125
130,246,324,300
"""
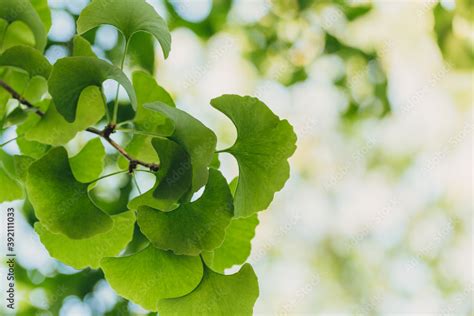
4,107,27,127
48,56,136,122
0,0,47,51
128,32,155,73
26,147,113,239
133,70,175,131
157,264,259,316
0,149,23,202
0,168,22,202
117,70,175,169
101,245,203,311
12,154,35,182
0,45,51,78
16,99,50,158
25,86,106,146
72,35,96,57
35,211,135,269
202,214,259,273
211,95,297,217
16,137,50,159
137,169,233,256
129,138,192,212
69,138,106,183
1,21,35,51
145,102,217,194
77,0,171,58
118,134,158,170
30,0,51,31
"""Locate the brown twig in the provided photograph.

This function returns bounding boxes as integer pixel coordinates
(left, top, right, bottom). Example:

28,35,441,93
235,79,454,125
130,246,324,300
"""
0,79,159,172
0,79,45,117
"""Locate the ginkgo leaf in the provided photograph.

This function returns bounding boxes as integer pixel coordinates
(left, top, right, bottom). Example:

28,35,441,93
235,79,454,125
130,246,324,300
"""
35,211,135,269
202,214,259,273
77,0,171,58
0,0,47,51
117,70,175,169
211,95,297,217
145,102,217,194
128,32,155,73
48,56,136,122
26,147,112,239
12,155,35,183
137,169,233,256
133,70,175,131
157,264,259,316
30,0,51,32
72,35,96,57
69,138,106,183
25,86,106,145
129,138,192,212
0,149,23,202
1,21,35,51
101,245,203,311
118,134,159,170
15,99,51,159
0,168,22,202
0,45,51,78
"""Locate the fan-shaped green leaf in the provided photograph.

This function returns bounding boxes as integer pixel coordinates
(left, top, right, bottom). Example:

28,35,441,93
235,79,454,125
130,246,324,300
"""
118,70,175,169
30,0,51,31
0,0,47,51
12,154,35,183
77,0,171,58
69,138,106,183
72,35,96,57
25,86,106,145
0,149,23,202
133,70,175,131
0,45,51,78
145,102,217,194
157,264,259,316
137,169,233,256
202,214,258,273
0,168,22,202
101,245,203,311
1,21,35,51
48,56,136,122
35,211,135,269
211,95,297,217
26,147,112,239
16,99,50,159
129,137,192,212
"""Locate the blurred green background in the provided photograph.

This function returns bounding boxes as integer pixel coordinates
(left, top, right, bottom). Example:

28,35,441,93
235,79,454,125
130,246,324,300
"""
0,0,472,315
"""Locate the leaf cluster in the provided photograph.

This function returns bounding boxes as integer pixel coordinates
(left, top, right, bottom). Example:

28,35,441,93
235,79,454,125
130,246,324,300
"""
0,0,297,314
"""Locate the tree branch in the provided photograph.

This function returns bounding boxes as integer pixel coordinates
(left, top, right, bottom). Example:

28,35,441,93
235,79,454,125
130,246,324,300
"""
0,79,159,172
0,79,45,117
